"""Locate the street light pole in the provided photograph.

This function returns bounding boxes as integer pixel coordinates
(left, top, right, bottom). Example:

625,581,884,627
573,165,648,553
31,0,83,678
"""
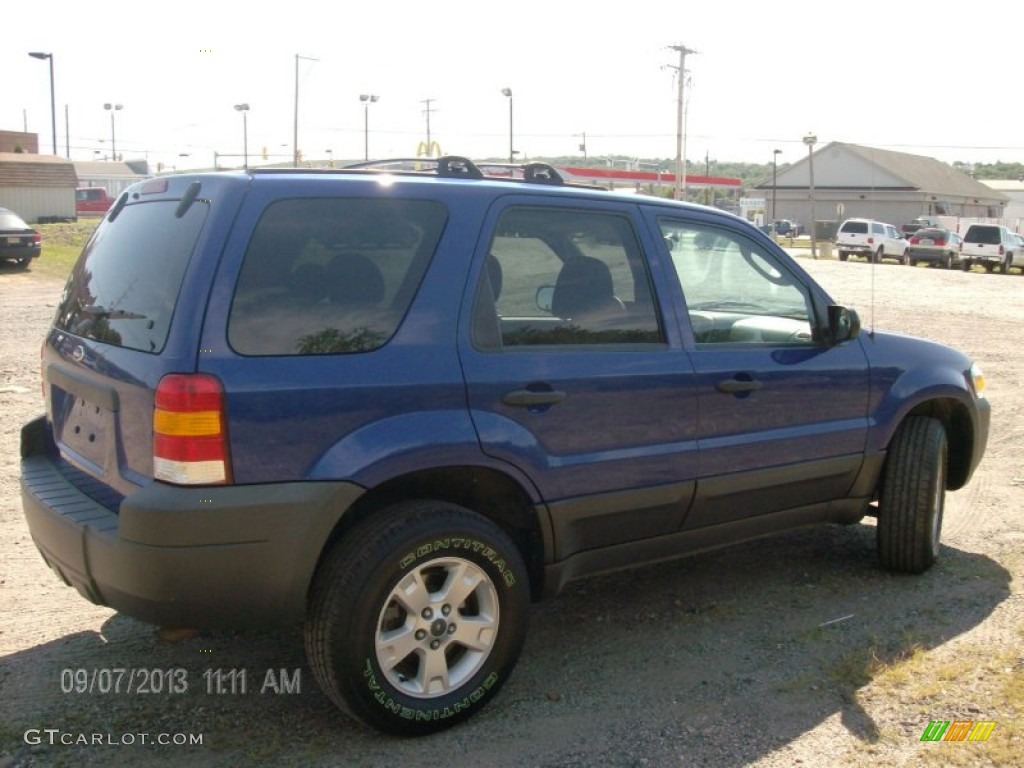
293,54,318,167
104,103,123,161
772,149,782,231
234,104,250,169
28,52,56,155
803,132,818,259
501,88,513,164
359,94,378,162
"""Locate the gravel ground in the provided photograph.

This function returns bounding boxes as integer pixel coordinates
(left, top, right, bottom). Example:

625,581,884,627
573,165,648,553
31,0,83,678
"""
0,255,1021,767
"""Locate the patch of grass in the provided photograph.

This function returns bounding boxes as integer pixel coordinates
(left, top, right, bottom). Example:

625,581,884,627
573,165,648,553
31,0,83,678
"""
33,220,99,280
852,641,1024,765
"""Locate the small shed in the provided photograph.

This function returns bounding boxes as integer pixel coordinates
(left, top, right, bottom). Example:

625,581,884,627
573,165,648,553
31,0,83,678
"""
0,153,77,223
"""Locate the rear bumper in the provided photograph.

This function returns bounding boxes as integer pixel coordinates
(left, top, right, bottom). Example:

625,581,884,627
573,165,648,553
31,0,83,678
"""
20,416,361,629
0,245,40,260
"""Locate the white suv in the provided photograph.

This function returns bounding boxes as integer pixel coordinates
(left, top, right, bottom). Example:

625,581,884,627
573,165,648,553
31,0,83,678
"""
836,219,910,264
960,223,1021,274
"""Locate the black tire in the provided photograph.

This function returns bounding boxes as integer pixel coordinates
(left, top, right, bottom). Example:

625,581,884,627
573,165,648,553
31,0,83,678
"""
15,257,30,270
943,253,953,270
1000,255,1011,275
305,500,529,735
962,259,972,272
899,249,909,266
877,416,947,574
838,251,849,262
873,247,883,264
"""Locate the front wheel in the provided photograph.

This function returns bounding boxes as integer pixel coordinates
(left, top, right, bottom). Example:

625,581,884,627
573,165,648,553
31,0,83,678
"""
900,249,910,266
305,500,529,735
877,416,947,574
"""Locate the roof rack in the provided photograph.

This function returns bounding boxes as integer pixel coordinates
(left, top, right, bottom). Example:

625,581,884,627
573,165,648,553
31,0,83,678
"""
341,156,567,185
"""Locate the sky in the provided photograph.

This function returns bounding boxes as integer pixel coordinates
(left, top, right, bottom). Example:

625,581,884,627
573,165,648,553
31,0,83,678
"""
5,0,1023,173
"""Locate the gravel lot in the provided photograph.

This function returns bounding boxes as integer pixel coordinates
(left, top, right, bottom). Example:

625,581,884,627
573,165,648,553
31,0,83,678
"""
1,254,1021,767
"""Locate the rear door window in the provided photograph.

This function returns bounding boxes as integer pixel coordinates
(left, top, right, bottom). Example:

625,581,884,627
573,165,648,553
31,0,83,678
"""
228,198,447,356
54,201,209,353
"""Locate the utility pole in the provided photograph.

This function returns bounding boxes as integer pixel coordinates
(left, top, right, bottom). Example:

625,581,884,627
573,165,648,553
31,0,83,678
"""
421,98,437,153
668,44,697,201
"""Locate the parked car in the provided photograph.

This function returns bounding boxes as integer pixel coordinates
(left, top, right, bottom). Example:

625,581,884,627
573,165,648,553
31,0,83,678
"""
772,219,803,237
20,157,990,736
0,207,42,268
907,227,963,269
960,223,1021,274
901,216,942,239
836,218,910,264
75,187,115,216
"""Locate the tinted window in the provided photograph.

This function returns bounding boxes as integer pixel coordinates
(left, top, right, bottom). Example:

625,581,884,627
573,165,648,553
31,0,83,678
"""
915,228,946,239
659,220,815,346
964,226,1000,245
229,198,446,356
841,221,868,234
475,207,663,347
54,201,208,353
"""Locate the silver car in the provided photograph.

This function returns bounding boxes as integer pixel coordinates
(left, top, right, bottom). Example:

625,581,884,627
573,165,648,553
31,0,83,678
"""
907,227,963,269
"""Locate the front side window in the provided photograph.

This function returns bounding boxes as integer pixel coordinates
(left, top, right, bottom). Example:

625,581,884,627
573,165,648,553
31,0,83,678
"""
475,207,664,348
659,219,816,346
228,197,446,356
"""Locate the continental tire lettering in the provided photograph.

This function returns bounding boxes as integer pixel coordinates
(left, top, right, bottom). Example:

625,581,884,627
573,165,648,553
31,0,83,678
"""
363,658,500,720
399,540,517,587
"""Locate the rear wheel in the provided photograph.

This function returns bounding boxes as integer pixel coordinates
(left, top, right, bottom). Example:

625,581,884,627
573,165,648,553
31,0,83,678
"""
900,249,909,266
838,251,849,262
873,247,884,264
877,416,947,574
14,257,30,269
305,500,529,735
1000,255,1012,274
943,253,953,270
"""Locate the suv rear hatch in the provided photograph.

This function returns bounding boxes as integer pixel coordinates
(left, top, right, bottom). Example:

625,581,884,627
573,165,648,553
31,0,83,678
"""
962,225,1003,263
41,175,244,497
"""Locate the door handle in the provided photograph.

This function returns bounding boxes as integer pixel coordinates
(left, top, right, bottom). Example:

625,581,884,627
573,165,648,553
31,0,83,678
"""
501,389,567,407
716,378,763,394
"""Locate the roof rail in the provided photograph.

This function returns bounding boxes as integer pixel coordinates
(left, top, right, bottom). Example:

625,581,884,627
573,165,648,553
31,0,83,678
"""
341,157,566,185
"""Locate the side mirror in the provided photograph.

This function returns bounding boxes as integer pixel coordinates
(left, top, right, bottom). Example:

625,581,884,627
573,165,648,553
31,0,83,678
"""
536,285,555,313
827,305,861,345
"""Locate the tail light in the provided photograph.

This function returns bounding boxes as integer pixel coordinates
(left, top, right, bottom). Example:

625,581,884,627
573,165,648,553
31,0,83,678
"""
153,374,232,485
867,237,875,244
32,232,42,245
999,245,1005,255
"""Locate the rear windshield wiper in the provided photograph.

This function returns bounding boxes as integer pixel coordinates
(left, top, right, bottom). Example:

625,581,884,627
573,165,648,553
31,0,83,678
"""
80,305,149,320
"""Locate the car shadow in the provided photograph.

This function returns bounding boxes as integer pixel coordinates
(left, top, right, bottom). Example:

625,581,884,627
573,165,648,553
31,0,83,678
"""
0,523,1010,767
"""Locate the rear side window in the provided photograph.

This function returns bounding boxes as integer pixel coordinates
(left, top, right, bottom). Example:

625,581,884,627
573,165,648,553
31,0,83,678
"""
841,221,868,234
54,201,208,353
228,198,446,356
964,226,1000,245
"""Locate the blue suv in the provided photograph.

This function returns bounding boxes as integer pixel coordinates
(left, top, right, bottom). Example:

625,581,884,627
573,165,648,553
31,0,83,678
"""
21,157,989,735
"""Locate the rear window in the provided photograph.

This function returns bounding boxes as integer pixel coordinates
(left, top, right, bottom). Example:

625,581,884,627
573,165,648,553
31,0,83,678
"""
228,197,447,356
0,211,30,229
840,221,868,234
54,200,209,353
915,228,946,239
964,225,1000,245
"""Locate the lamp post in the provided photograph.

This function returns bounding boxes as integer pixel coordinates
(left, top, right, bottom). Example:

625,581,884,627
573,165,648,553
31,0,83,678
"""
234,103,250,169
359,94,378,162
501,88,514,164
772,149,782,232
28,52,56,155
803,132,817,259
104,103,123,161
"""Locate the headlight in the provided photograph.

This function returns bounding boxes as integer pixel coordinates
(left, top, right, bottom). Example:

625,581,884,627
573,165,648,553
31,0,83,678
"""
969,363,986,397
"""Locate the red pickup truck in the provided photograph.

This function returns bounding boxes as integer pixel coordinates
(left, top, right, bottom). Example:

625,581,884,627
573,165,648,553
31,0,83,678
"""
75,187,115,215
